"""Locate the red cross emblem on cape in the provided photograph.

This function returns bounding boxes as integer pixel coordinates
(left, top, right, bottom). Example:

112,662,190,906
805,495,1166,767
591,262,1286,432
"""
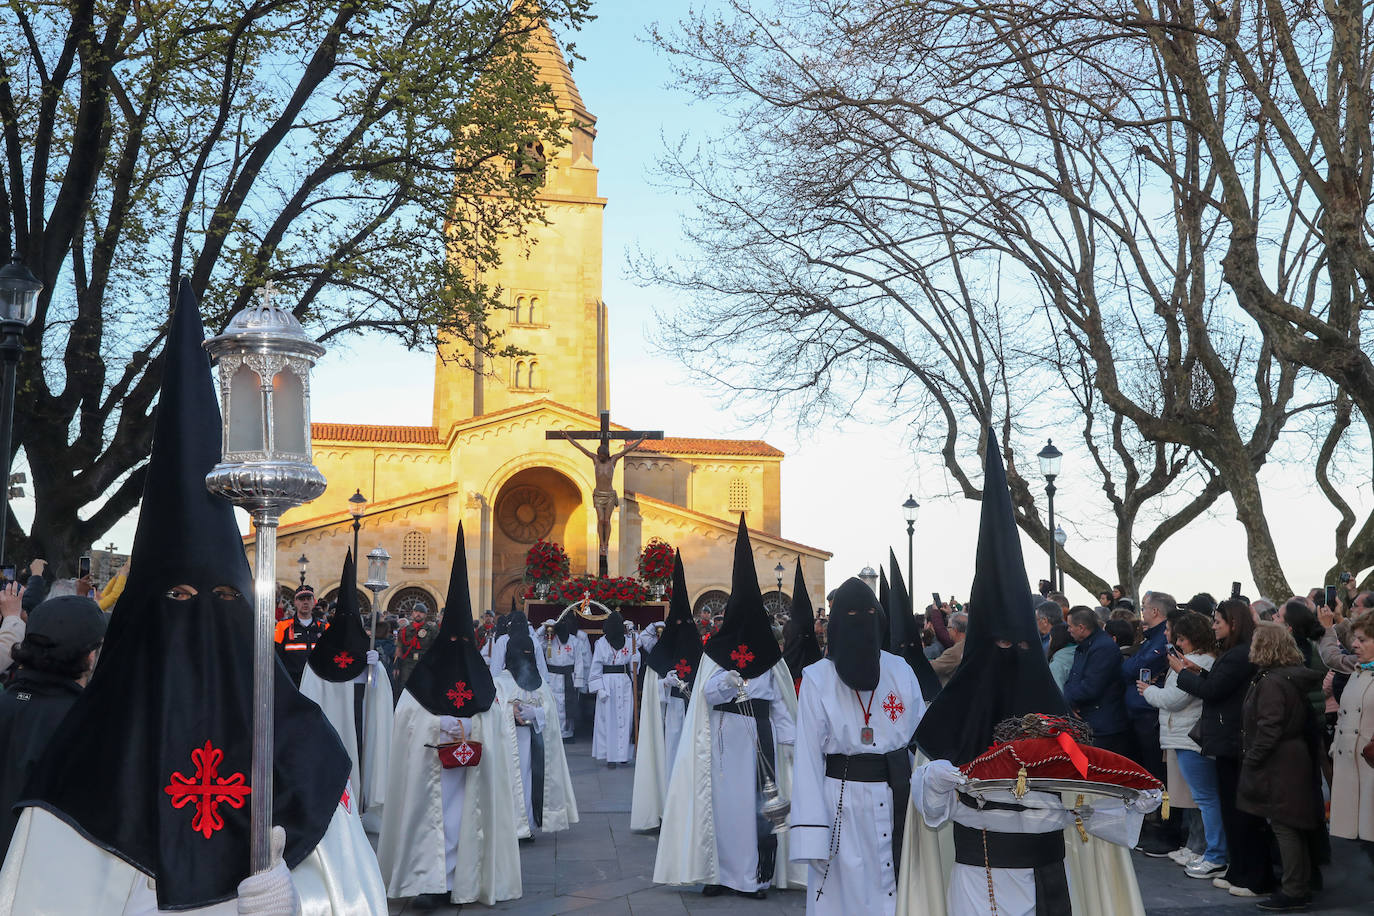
730,645,755,669
452,742,476,765
674,659,693,679
334,651,354,668
164,740,252,838
446,681,473,709
883,692,905,722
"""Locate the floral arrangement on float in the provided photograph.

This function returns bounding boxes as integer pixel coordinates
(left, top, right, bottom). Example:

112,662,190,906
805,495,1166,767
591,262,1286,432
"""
524,539,571,598
637,537,675,598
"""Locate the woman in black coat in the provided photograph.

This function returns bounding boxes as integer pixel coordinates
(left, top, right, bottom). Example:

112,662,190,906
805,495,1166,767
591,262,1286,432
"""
1172,598,1275,897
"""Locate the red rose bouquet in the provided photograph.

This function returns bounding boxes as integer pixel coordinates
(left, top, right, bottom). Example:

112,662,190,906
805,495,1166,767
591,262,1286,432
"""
637,537,675,584
525,539,570,582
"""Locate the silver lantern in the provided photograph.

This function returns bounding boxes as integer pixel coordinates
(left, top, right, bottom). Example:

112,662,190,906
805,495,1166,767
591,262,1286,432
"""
203,283,327,873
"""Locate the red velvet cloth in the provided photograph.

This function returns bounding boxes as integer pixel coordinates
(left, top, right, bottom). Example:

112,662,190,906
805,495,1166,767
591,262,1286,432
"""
961,737,1163,791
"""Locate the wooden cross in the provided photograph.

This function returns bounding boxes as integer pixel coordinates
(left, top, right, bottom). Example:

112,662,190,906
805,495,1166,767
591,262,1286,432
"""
546,411,663,577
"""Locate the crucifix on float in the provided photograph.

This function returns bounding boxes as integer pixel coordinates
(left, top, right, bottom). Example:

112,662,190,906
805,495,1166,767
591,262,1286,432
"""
546,411,663,577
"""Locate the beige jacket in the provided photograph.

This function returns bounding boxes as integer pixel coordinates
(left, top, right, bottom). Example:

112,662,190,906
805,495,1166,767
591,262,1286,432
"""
1330,668,1374,841
930,639,965,685
0,616,24,667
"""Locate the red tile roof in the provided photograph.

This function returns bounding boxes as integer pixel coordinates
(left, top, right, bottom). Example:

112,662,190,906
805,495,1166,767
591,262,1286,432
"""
312,423,441,445
636,437,784,458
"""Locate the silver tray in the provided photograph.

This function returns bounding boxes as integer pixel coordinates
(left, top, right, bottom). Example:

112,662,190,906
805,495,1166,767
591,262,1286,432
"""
962,777,1149,801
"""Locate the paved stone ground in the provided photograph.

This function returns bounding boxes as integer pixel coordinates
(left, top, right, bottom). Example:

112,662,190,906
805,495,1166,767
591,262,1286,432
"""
380,735,1374,914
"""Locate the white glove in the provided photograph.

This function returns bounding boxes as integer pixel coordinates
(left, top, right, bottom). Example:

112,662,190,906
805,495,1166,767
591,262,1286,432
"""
663,671,682,689
366,649,379,666
236,826,299,916
1127,789,1163,815
724,670,745,690
922,760,968,796
438,715,464,738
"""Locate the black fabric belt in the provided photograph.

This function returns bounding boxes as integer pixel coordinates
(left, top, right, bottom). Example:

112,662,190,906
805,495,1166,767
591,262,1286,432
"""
602,664,628,674
958,793,1029,813
669,686,690,701
823,750,913,878
548,664,574,674
712,698,770,717
952,823,1066,869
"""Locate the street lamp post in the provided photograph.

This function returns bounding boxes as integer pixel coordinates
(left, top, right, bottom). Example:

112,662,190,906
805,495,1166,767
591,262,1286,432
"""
774,561,785,615
902,494,919,603
1054,525,1067,594
297,553,310,587
0,257,42,567
349,488,368,564
360,545,390,811
204,284,327,873
1037,439,1063,593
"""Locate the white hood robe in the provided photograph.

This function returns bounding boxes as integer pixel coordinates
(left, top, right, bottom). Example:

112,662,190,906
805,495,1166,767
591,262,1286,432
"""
589,637,638,764
375,689,521,906
299,658,393,810
0,787,385,915
789,652,925,915
905,760,1159,916
653,655,806,893
539,630,587,739
629,666,690,831
492,671,579,837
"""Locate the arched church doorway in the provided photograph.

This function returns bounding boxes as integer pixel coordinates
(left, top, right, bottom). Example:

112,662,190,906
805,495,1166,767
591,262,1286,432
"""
492,467,587,612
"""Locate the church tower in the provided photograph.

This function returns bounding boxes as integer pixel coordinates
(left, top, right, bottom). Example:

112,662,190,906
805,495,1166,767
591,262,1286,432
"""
432,22,609,433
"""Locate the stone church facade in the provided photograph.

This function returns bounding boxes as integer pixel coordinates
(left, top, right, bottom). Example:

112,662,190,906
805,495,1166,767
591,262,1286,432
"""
254,25,830,618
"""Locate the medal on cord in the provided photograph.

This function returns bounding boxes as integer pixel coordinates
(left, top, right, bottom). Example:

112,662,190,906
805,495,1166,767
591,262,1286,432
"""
856,689,876,745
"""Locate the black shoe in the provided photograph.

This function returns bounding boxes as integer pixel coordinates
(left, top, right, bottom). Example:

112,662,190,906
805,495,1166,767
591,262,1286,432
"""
608,761,617,769
1256,894,1311,912
702,884,726,897
410,892,452,911
1136,836,1175,858
734,889,768,900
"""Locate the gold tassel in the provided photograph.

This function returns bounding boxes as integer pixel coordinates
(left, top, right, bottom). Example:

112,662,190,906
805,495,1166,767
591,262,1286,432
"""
1074,814,1089,843
1161,791,1170,820
1014,765,1028,799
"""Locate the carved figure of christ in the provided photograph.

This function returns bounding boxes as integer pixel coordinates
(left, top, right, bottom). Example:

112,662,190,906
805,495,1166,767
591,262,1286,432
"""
547,412,663,577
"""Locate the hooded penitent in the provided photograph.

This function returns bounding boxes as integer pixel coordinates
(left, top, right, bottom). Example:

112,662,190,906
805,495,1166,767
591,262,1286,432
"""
915,428,1069,766
307,551,370,683
781,560,823,683
504,628,543,692
888,549,942,702
602,610,627,651
404,524,497,718
826,578,883,691
704,514,783,680
647,551,705,685
552,602,579,643
18,279,350,909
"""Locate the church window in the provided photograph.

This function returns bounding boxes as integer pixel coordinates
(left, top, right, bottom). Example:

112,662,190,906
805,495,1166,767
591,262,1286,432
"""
513,360,526,388
527,360,538,389
514,295,527,324
727,477,750,514
401,531,427,569
528,296,539,324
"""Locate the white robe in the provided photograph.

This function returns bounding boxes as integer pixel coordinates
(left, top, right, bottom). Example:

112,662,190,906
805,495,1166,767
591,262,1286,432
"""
299,659,393,810
0,790,385,914
540,632,586,738
589,639,637,763
790,653,925,916
493,672,579,837
574,632,592,690
909,762,1156,916
653,655,807,892
375,690,521,905
630,668,672,830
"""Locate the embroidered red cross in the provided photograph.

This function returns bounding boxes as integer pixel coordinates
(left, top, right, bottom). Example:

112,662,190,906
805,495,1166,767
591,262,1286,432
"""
164,741,252,838
883,692,905,722
340,785,351,813
730,645,754,669
333,651,354,668
674,659,693,679
446,681,473,708
452,742,476,765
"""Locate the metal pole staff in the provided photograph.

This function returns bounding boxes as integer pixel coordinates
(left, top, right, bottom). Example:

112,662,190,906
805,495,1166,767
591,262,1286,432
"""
249,513,278,873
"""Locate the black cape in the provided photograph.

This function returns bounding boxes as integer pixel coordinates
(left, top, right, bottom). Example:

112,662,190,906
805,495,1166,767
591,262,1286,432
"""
403,524,497,718
602,610,627,651
827,578,882,691
887,549,941,702
781,561,823,682
915,429,1069,765
646,551,704,684
306,551,369,683
704,514,782,680
877,567,891,651
504,628,543,692
18,279,350,909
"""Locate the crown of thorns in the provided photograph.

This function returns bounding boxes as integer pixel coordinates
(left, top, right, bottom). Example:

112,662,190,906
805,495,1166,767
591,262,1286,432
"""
993,713,1094,745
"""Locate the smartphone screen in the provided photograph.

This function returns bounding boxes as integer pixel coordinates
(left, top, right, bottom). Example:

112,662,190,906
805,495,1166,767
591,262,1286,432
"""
1325,585,1338,608
78,555,92,578
1231,581,1242,598
931,592,941,609
0,565,14,583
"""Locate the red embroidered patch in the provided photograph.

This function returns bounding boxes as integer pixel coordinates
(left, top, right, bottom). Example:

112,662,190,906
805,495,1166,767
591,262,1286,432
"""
340,785,352,813
334,651,354,668
883,692,905,722
674,659,693,679
164,741,251,838
452,742,476,765
730,645,755,669
446,681,473,708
